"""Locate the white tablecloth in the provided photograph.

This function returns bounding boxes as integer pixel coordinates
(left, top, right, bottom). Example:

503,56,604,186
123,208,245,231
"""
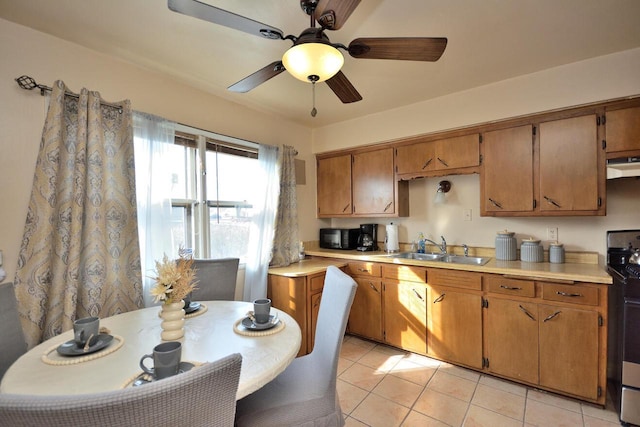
1,301,301,399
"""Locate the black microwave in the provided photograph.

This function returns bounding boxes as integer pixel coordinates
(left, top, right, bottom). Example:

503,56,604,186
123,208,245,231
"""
319,228,360,250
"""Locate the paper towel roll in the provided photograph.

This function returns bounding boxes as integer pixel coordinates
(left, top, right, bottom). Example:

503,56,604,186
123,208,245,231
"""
385,223,400,253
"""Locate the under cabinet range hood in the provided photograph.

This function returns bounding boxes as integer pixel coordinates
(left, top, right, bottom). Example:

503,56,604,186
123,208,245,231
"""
607,157,640,179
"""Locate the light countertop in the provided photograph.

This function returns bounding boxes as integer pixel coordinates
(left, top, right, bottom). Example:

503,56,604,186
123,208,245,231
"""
267,258,348,277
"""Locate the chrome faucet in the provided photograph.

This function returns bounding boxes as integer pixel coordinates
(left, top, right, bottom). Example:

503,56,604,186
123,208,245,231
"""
424,236,447,254
462,244,469,257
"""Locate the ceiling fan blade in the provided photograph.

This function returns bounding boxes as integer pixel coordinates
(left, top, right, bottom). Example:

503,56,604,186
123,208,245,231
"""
348,37,448,61
315,0,361,30
326,71,362,103
168,0,284,40
228,61,285,93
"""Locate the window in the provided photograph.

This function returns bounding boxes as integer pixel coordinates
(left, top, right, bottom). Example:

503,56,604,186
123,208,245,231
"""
169,126,259,262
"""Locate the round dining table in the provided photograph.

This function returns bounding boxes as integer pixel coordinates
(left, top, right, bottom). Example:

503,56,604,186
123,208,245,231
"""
1,301,301,399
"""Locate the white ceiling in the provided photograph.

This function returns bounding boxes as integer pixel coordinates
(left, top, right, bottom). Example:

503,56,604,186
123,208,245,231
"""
2,0,640,128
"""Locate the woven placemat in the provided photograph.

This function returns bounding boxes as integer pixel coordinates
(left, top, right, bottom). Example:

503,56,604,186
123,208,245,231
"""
186,303,208,319
121,360,204,388
233,315,286,337
41,335,124,366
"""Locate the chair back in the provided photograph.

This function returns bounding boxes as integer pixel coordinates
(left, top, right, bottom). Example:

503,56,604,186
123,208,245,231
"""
0,282,28,379
0,353,242,427
309,266,357,390
191,258,239,301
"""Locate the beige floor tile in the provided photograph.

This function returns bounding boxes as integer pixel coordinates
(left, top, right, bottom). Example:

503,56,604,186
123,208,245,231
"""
413,388,470,427
581,403,620,424
341,340,374,362
358,348,404,372
428,370,478,402
438,362,482,382
525,398,584,427
582,415,622,427
404,352,442,369
338,356,355,376
337,378,369,415
479,374,528,397
344,416,369,427
351,393,411,427
372,375,423,408
463,405,523,427
389,358,437,387
401,410,450,427
472,383,526,421
527,389,582,413
372,343,409,357
347,335,378,350
340,362,386,391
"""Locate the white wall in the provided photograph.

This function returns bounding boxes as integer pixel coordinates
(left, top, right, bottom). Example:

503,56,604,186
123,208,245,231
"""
0,18,319,283
313,48,640,259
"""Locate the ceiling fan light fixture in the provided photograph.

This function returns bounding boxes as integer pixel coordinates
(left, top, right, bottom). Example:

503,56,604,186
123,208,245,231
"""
282,42,344,83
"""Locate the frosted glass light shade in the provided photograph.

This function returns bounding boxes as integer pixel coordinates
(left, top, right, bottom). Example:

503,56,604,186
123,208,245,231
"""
282,43,344,83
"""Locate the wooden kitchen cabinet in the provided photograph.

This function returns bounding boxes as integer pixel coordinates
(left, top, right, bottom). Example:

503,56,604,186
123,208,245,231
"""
539,114,602,213
316,154,352,216
346,262,383,341
480,125,535,214
316,148,408,218
395,133,480,179
605,106,640,156
382,264,428,355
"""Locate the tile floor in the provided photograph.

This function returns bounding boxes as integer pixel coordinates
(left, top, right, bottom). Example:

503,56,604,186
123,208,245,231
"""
337,335,622,427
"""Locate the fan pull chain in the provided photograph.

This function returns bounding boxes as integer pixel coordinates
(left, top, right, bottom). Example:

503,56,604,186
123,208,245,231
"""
310,81,317,117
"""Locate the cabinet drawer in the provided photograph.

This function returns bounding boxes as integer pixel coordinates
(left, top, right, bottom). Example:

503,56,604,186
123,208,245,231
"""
427,268,482,290
542,283,599,306
485,276,535,298
346,262,381,278
309,273,325,293
382,265,427,283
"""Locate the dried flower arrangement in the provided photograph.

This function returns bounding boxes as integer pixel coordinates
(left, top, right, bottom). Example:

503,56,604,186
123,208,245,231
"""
150,255,198,304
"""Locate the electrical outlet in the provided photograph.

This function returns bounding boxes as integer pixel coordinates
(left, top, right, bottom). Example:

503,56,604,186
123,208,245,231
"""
547,227,558,241
463,209,472,221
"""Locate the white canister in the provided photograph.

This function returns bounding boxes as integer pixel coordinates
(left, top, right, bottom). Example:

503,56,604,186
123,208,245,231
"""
495,230,517,261
521,238,544,263
549,242,565,264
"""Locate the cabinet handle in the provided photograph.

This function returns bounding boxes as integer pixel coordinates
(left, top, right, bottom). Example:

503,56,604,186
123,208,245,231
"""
342,204,350,213
383,202,393,212
357,268,370,273
437,157,449,167
412,288,424,302
556,291,583,298
489,198,503,209
433,293,445,303
500,285,522,291
518,304,536,321
422,158,433,170
543,196,561,208
369,283,379,293
313,298,321,309
543,311,562,322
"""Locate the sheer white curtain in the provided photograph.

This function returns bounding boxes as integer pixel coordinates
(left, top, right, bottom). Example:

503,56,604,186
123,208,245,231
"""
243,144,279,302
133,112,176,307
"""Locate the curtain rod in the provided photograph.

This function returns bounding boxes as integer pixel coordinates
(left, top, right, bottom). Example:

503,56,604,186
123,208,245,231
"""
15,75,123,113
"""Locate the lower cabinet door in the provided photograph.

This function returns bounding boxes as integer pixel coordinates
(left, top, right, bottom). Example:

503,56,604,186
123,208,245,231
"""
485,298,539,384
427,286,483,369
348,277,383,341
383,280,427,355
539,304,600,400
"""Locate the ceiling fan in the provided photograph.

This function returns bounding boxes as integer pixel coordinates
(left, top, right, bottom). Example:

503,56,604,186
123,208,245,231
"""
168,0,447,112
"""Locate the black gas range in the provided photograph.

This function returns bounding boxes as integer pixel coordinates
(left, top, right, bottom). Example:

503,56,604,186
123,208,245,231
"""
607,230,640,426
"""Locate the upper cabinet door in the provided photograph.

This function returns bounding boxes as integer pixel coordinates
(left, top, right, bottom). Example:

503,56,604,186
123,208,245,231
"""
481,125,534,214
317,154,352,217
539,115,600,212
395,141,436,175
605,106,640,155
434,134,480,170
352,148,396,215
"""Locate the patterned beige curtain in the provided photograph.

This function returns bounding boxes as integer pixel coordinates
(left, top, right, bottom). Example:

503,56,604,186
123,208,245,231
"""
14,81,143,348
270,145,300,267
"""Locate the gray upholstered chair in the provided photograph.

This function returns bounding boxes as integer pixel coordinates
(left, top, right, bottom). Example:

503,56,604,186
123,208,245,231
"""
191,258,240,301
0,282,28,379
0,353,242,427
235,265,357,427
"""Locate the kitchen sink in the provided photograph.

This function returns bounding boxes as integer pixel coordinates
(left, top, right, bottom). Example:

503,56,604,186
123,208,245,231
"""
439,255,492,265
384,252,444,261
